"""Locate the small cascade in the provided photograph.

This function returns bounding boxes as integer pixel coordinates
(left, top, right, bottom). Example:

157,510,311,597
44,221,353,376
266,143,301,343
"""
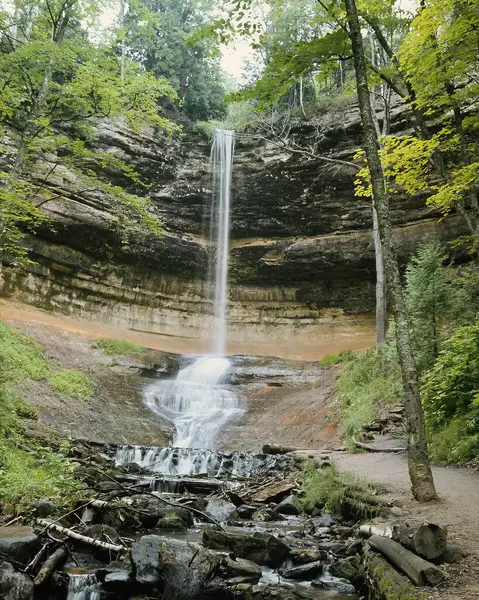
66,574,101,600
114,444,273,478
145,356,242,449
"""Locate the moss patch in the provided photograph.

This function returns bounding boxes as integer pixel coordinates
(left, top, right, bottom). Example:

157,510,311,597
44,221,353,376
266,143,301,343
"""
95,338,146,355
49,369,93,399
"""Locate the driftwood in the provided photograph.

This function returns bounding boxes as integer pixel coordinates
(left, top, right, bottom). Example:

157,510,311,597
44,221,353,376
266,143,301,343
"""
368,535,445,587
34,546,68,586
392,523,447,561
359,525,393,539
353,438,406,453
25,543,51,574
36,520,127,553
364,546,428,600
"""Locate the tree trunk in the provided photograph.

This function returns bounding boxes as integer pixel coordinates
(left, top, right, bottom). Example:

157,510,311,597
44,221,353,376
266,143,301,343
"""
392,523,447,561
373,203,386,345
368,535,445,587
344,0,437,501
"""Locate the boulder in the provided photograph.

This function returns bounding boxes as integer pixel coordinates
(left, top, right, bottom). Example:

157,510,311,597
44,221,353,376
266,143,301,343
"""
0,561,34,600
244,583,314,600
0,527,40,564
276,495,299,516
220,557,262,584
311,575,356,595
237,505,256,519
154,516,188,531
329,555,363,587
280,561,322,580
205,497,238,523
131,535,219,586
290,548,325,565
128,495,194,527
32,500,57,518
202,527,290,567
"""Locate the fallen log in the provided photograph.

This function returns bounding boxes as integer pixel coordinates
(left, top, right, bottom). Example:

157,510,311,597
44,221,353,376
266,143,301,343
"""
368,535,445,587
353,438,406,453
359,525,393,539
36,520,127,553
262,444,298,455
392,523,447,561
364,545,428,600
34,547,68,586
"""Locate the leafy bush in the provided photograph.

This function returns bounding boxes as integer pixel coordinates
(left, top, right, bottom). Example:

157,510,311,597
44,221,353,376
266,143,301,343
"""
96,338,146,356
49,369,93,399
338,345,402,440
421,323,479,463
298,462,383,520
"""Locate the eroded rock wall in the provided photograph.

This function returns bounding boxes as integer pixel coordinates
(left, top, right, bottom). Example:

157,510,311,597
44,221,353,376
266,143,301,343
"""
2,108,466,341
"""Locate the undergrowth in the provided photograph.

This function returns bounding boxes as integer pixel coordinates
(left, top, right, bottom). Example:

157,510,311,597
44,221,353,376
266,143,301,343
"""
49,369,93,399
0,320,84,512
338,345,402,442
96,337,146,355
298,461,384,521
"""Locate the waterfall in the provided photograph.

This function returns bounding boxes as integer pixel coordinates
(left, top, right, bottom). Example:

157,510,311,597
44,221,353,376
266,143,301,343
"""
144,355,241,448
66,574,101,600
138,129,240,453
210,129,235,355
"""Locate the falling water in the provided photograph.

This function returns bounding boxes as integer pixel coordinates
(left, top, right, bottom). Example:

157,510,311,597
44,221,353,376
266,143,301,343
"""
139,130,240,455
66,574,101,600
144,356,241,449
210,129,235,355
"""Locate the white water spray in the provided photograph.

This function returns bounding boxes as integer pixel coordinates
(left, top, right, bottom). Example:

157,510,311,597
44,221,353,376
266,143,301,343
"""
141,130,240,452
66,574,101,600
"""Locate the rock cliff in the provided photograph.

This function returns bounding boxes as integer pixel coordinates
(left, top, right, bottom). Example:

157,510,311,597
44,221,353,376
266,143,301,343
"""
2,104,465,343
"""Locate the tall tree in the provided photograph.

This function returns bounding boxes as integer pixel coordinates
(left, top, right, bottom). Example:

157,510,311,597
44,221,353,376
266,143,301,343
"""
121,0,226,121
343,0,437,500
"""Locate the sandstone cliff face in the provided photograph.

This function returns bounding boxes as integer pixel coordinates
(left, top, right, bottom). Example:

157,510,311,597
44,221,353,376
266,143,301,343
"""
2,106,465,343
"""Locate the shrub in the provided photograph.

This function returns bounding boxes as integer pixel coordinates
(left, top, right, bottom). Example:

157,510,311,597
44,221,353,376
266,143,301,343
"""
298,462,383,520
421,324,479,428
0,442,80,513
338,345,402,440
96,338,146,355
421,323,479,463
49,369,93,398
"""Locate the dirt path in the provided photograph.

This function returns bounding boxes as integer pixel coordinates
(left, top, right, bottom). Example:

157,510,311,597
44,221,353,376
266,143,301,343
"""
335,452,479,600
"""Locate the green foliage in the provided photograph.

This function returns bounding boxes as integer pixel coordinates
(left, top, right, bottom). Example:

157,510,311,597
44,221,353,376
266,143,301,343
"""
96,338,146,355
428,418,479,465
48,369,93,399
338,344,402,440
319,349,355,367
421,324,479,464
123,0,226,121
421,324,479,429
0,0,178,264
0,321,51,381
298,462,383,520
0,442,80,514
404,241,453,371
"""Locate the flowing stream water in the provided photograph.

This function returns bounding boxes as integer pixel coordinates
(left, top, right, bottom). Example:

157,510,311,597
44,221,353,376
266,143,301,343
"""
133,130,241,464
66,574,101,600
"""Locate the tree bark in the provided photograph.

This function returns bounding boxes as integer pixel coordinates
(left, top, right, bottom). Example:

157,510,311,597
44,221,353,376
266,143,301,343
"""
392,523,447,561
344,0,437,501
34,547,68,586
368,535,445,587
